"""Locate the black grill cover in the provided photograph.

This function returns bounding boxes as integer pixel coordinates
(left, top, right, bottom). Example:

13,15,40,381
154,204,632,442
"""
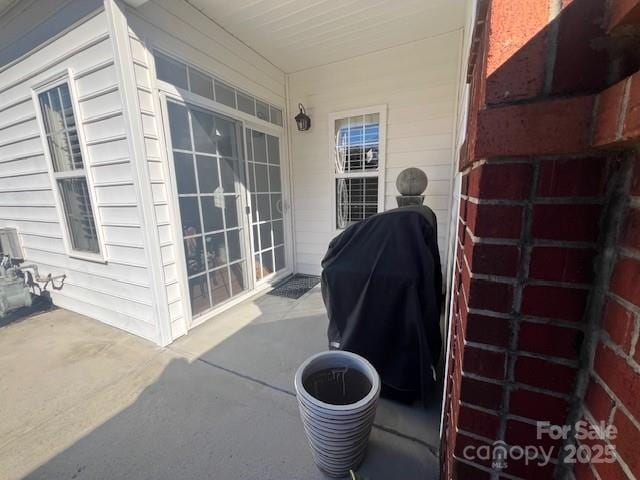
321,206,443,405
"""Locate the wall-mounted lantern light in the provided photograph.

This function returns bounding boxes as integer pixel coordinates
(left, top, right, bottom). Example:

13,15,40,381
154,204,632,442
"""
295,103,311,131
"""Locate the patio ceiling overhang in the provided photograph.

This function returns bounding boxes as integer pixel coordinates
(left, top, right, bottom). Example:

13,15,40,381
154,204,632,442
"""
127,0,467,73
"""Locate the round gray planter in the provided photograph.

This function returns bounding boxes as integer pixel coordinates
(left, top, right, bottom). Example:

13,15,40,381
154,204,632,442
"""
294,351,381,478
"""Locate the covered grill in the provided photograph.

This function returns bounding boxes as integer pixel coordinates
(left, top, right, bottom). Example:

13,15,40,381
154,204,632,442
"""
321,205,443,405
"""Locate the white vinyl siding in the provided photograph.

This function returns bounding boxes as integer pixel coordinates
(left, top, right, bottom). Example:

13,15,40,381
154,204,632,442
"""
121,0,287,338
0,7,160,343
288,32,461,275
124,0,285,105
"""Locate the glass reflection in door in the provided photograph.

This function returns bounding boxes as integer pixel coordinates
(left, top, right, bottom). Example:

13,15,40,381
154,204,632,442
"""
167,100,249,317
246,129,286,281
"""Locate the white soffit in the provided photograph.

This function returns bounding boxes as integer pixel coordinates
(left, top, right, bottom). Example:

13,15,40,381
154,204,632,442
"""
185,0,467,73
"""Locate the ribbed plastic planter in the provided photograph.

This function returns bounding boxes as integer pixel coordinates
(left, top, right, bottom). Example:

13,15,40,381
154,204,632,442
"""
294,351,381,478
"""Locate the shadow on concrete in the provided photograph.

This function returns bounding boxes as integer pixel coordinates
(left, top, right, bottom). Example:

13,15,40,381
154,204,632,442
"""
0,294,55,329
23,295,440,480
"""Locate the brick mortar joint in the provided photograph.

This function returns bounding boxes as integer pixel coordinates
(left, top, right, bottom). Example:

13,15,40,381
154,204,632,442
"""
467,306,591,330
630,311,640,359
618,245,640,261
465,346,580,367
582,407,637,480
608,290,640,317
468,268,594,290
519,315,588,330
494,160,541,479
462,372,573,402
466,196,605,206
555,154,635,479
465,226,599,248
542,0,563,96
483,90,592,110
586,400,617,432
598,334,640,375
487,153,612,163
615,77,632,140
590,371,640,431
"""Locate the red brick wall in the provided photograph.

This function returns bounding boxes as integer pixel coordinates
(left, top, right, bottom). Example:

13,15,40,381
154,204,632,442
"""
577,156,640,479
446,156,617,479
441,0,640,478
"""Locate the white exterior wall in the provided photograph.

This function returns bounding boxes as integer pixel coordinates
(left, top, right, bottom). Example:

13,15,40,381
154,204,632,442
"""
0,0,463,344
0,6,163,342
119,0,288,338
0,0,288,345
287,31,462,276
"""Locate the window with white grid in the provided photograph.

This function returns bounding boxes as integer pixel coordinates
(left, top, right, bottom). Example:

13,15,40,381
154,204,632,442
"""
331,106,386,230
37,81,100,256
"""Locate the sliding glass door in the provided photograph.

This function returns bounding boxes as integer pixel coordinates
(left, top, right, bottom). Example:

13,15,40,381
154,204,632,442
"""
166,100,250,318
245,128,287,282
164,96,290,321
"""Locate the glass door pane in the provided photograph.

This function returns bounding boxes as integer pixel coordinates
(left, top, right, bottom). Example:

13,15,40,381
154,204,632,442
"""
246,128,286,281
167,100,250,318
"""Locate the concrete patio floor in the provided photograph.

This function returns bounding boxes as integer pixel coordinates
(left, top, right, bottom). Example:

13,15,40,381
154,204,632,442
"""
0,285,441,480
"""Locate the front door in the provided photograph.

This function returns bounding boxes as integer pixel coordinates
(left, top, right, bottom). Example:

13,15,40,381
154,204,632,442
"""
166,99,251,319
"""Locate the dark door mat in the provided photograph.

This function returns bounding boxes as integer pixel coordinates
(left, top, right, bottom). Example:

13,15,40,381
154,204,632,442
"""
268,274,321,299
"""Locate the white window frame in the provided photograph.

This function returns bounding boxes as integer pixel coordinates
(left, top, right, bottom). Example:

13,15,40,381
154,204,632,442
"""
32,69,106,262
329,105,387,233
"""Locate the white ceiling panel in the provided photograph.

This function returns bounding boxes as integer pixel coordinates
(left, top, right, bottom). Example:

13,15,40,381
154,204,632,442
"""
185,0,466,72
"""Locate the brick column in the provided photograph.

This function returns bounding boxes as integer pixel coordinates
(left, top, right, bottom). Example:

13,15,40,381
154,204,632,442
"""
575,156,640,480
441,0,640,479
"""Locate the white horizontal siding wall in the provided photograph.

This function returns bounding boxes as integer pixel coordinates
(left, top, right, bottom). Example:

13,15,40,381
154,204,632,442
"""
288,31,462,276
123,27,186,340
121,0,287,337
0,7,160,342
126,0,286,106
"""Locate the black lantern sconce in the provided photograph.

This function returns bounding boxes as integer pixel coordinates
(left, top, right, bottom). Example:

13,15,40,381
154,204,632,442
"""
295,103,311,131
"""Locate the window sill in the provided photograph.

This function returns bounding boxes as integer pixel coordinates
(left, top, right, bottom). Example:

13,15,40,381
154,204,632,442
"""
67,251,107,264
